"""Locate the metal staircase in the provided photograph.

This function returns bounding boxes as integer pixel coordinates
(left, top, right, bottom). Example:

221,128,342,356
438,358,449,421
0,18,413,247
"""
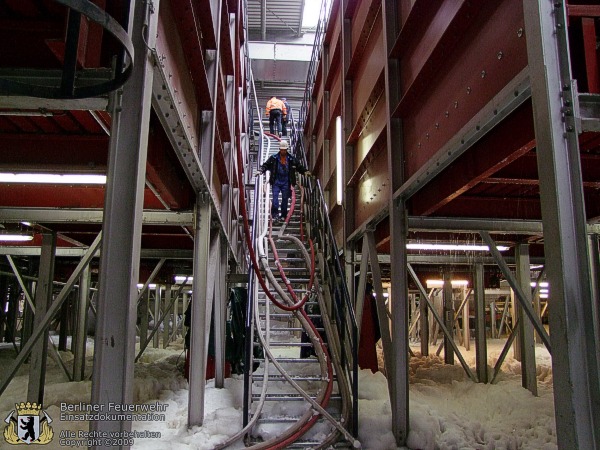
233,119,359,448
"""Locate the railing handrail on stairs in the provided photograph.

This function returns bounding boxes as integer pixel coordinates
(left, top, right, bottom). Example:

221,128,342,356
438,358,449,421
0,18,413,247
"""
287,0,359,436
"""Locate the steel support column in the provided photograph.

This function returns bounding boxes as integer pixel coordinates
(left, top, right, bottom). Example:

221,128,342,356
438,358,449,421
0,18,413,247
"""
0,234,101,397
589,233,600,376
523,2,600,445
214,235,227,388
474,264,488,383
420,288,429,356
443,271,454,365
90,1,159,446
188,196,212,426
27,232,56,404
342,0,355,306
354,237,370,339
163,285,171,348
366,232,393,389
73,265,90,382
515,243,537,396
201,0,222,187
153,285,161,348
383,0,408,442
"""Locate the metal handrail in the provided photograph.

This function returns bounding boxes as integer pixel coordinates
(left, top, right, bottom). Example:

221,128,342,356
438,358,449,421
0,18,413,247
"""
287,1,359,435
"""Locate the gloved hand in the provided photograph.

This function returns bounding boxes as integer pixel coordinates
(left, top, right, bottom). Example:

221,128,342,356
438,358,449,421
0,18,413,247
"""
305,171,313,177
255,171,263,178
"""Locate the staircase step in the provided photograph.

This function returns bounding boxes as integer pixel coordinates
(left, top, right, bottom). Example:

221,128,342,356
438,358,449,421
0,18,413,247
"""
253,357,321,363
251,374,325,382
255,341,319,347
258,313,322,319
254,413,342,424
269,327,325,332
251,393,343,401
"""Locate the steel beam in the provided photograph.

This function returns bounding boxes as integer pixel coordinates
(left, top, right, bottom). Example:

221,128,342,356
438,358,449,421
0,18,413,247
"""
6,256,35,313
347,209,600,245
90,1,159,445
0,69,110,111
480,232,551,350
0,207,194,225
27,232,56,404
515,243,537,396
394,68,531,202
354,253,546,266
577,93,600,132
473,264,488,383
523,1,600,447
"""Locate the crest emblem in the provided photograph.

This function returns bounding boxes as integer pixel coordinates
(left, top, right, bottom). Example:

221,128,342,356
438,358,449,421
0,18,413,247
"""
3,402,53,445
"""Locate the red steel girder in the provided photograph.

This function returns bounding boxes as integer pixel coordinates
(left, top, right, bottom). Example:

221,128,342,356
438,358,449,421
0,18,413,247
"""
0,134,109,171
581,17,600,93
567,5,600,17
434,195,542,220
216,71,231,143
401,0,527,178
213,130,229,185
410,102,535,216
482,177,600,189
393,0,487,118
146,119,194,210
45,0,105,69
0,185,166,209
346,0,381,79
220,0,234,76
167,0,212,110
196,0,217,49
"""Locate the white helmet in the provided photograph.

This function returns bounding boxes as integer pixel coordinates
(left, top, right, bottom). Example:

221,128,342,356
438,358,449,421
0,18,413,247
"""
279,140,289,149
